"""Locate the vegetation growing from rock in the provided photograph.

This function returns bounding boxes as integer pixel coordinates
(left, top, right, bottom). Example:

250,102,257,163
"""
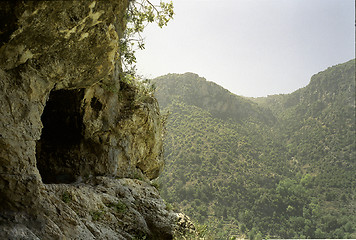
0,1,197,239
153,59,355,239
120,0,174,74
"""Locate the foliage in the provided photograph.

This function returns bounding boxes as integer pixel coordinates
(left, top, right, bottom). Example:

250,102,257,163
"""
133,78,157,102
117,1,173,109
151,180,161,191
106,201,127,213
61,191,72,203
90,209,105,221
164,200,174,211
153,60,356,238
120,0,174,74
132,233,147,240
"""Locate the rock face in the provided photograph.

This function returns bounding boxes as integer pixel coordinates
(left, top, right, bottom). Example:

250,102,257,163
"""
0,1,194,239
0,177,195,239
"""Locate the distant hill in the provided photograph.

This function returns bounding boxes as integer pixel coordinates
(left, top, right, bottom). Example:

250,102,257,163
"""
154,72,275,124
152,59,355,239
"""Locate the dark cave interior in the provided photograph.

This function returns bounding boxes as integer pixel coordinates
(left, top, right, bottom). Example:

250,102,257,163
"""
36,89,85,184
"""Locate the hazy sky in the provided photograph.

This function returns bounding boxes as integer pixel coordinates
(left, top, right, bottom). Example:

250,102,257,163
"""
135,0,355,97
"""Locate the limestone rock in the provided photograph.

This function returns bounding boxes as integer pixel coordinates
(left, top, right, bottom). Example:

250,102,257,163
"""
0,1,195,239
0,177,196,239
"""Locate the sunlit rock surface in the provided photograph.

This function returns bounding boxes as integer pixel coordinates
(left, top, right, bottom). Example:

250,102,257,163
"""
0,1,194,239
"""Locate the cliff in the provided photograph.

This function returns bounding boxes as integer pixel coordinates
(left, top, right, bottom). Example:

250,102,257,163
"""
0,1,194,239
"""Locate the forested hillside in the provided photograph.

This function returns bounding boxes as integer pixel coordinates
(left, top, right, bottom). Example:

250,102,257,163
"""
152,59,355,239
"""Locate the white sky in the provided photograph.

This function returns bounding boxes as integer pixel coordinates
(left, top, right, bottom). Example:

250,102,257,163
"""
135,0,355,97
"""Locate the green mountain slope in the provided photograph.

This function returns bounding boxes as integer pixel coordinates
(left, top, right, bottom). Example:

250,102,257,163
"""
154,72,276,124
255,60,355,198
152,59,355,239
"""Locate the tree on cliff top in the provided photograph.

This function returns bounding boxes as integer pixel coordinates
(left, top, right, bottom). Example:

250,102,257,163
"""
120,0,174,75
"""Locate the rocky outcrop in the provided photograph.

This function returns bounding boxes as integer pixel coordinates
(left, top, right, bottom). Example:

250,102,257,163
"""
0,177,195,239
0,1,195,239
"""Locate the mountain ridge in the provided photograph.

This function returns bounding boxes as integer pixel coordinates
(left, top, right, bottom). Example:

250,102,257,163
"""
152,59,355,239
153,72,276,124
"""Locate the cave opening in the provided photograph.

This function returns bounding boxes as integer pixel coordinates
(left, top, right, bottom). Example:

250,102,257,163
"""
36,89,85,184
